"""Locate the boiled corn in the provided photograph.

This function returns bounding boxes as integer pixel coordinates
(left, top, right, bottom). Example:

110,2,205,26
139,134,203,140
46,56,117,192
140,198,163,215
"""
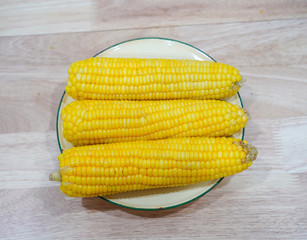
62,99,248,146
49,137,257,197
66,57,242,100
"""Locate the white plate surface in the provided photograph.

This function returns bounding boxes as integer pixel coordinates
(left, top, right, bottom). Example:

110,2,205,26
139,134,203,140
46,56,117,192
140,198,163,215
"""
56,37,244,210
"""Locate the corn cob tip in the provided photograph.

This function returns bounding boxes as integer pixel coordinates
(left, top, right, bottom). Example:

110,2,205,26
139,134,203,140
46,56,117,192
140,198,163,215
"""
237,77,246,88
234,140,258,163
49,170,62,182
246,144,258,162
230,77,245,93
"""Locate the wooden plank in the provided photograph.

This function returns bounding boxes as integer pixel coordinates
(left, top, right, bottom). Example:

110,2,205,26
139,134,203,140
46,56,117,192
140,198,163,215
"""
0,176,305,239
0,129,306,239
0,131,59,173
0,0,306,36
239,65,307,119
0,19,306,73
0,79,66,133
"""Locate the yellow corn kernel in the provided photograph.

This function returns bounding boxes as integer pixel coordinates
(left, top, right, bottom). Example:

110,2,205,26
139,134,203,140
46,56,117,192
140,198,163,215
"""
62,99,248,146
50,137,257,197
66,57,242,100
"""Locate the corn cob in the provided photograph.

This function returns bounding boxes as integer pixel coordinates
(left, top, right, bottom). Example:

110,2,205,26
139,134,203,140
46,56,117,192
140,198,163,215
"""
49,137,257,197
66,57,242,100
62,99,248,146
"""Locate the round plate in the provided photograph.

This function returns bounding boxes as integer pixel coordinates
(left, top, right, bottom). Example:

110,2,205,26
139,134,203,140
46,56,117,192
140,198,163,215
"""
56,37,244,210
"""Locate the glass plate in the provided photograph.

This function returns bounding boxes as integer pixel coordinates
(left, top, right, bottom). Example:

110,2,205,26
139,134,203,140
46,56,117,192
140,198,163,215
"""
56,37,244,210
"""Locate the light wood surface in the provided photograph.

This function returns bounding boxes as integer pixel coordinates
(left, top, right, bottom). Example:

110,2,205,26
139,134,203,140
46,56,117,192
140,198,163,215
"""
0,1,306,239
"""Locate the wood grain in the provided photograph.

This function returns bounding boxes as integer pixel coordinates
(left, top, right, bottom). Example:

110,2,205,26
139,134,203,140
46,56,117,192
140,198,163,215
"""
0,0,306,36
1,19,306,71
0,1,307,239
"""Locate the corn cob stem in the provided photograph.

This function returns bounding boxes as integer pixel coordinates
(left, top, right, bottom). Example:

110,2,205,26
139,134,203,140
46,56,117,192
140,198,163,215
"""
49,170,62,181
50,137,257,197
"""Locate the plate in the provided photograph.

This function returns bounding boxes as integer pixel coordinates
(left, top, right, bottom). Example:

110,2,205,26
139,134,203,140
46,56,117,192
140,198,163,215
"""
56,37,244,210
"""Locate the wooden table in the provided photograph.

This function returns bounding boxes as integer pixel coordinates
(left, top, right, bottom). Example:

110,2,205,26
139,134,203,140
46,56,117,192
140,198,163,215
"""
1,1,306,239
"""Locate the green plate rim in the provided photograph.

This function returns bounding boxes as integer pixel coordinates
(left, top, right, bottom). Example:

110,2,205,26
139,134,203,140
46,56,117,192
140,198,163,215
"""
56,37,245,211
